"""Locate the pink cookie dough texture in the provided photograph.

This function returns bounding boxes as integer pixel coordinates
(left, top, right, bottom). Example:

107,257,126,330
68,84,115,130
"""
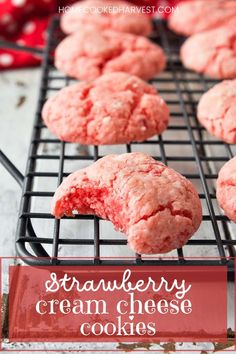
217,156,236,222
61,0,152,36
180,25,236,79
168,0,236,36
197,80,236,144
42,72,169,145
52,152,202,254
55,29,166,81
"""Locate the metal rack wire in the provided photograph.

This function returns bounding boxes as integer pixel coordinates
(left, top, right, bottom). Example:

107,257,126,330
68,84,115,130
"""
13,16,236,272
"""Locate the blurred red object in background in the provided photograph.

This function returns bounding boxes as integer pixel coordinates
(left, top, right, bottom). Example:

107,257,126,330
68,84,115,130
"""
0,0,180,70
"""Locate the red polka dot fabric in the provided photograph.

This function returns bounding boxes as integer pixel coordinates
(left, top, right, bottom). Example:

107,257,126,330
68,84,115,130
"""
0,0,180,70
0,0,58,69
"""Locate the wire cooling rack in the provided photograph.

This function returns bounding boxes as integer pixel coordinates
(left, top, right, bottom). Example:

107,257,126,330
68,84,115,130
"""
14,16,236,272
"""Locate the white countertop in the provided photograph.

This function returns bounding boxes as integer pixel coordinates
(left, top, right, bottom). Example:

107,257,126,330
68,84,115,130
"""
0,68,41,257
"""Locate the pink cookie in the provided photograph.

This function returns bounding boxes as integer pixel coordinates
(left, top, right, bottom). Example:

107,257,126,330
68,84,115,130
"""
181,25,236,79
197,80,236,144
168,0,236,36
61,0,152,36
55,29,166,81
42,72,169,144
217,157,236,222
52,152,202,254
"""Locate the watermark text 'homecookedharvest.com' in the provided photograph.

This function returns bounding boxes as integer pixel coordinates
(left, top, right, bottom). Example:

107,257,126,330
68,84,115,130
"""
58,5,179,15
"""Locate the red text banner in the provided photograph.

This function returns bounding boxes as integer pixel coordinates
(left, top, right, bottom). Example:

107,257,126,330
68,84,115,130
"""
9,265,227,342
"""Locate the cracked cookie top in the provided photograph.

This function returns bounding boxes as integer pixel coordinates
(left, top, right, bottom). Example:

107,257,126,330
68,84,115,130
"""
52,152,202,254
55,29,166,81
180,25,236,79
61,0,152,36
217,156,236,222
168,0,236,36
42,72,169,145
197,80,236,144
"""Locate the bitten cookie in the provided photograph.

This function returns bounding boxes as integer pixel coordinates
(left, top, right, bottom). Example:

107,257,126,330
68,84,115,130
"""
42,72,169,144
197,80,236,144
55,30,166,81
168,0,236,36
52,152,202,254
181,25,236,79
61,0,152,36
217,157,236,222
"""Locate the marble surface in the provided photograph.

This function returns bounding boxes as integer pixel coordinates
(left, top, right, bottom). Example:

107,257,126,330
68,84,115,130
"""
0,68,235,353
